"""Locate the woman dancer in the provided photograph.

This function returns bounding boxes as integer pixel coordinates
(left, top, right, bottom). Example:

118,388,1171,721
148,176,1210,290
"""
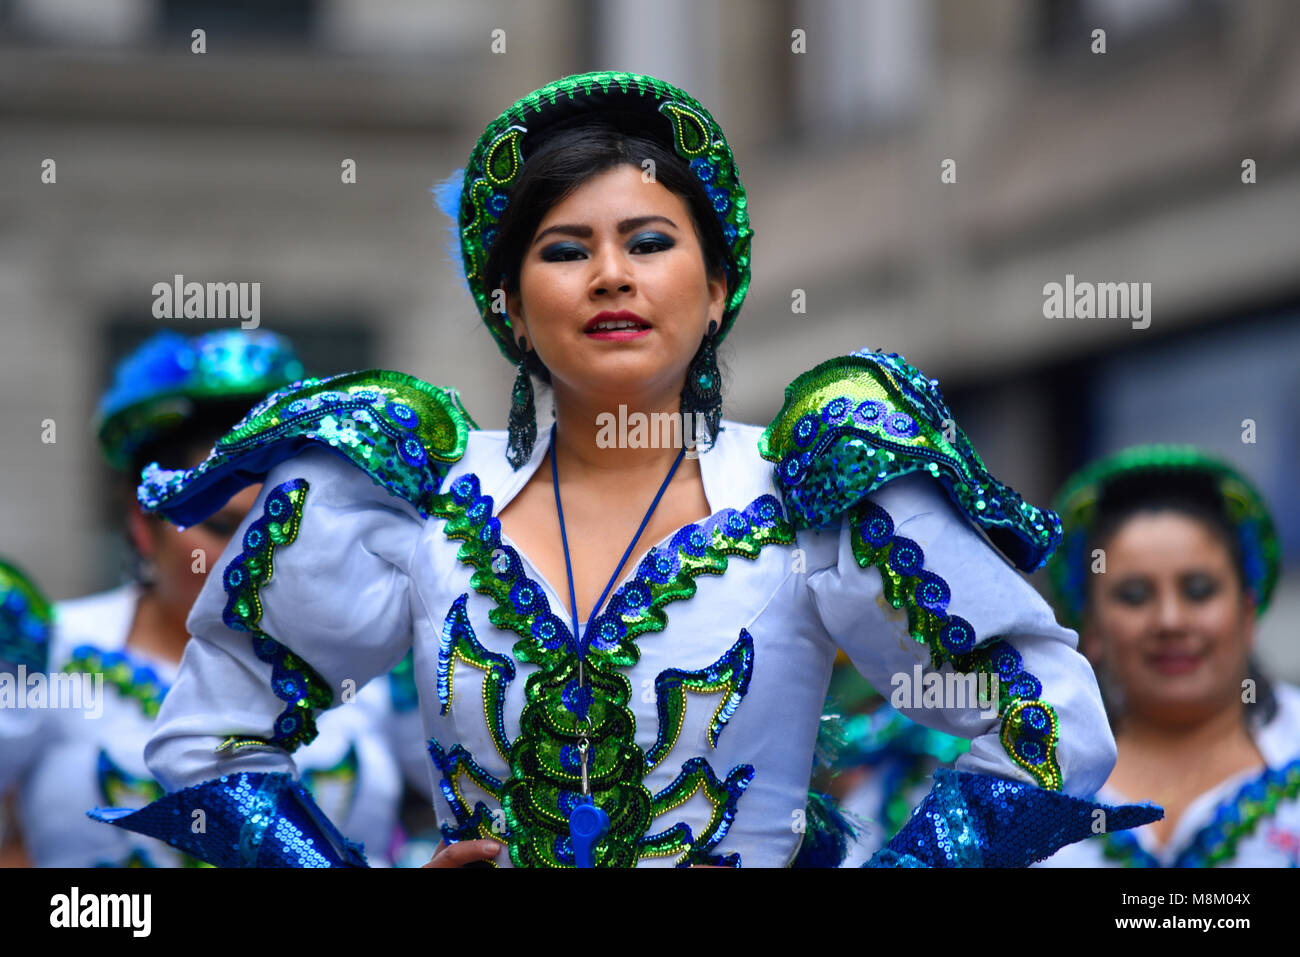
94,72,1159,867
1039,445,1297,867
2,330,406,866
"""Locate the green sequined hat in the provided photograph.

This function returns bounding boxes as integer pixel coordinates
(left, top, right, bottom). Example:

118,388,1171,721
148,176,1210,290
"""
95,329,306,471
432,70,754,366
1046,444,1280,630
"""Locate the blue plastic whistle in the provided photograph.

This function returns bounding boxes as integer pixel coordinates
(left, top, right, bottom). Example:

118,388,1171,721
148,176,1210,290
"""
569,801,610,868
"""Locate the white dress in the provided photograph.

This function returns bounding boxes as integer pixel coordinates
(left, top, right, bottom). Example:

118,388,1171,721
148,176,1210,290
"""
93,355,1161,867
1,584,404,867
1036,682,1300,868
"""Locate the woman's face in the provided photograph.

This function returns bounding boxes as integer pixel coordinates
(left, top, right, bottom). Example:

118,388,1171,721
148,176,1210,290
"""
1082,510,1256,726
506,163,726,410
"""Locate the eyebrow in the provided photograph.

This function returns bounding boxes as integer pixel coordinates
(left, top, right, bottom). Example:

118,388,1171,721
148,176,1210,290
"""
532,215,679,247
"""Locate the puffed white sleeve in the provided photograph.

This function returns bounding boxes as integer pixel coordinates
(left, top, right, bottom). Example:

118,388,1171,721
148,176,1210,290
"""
807,471,1115,798
90,446,424,867
804,474,1162,866
144,446,422,790
764,348,1160,864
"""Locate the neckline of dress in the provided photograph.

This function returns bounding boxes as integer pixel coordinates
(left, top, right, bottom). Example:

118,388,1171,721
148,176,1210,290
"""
59,583,175,677
491,424,727,638
1105,758,1290,866
1098,699,1292,862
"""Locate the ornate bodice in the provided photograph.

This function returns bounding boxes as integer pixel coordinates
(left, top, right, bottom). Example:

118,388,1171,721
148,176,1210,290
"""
92,352,1162,867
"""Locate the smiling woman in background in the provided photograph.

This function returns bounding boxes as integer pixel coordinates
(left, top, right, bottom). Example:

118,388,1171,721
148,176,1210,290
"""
1039,445,1299,867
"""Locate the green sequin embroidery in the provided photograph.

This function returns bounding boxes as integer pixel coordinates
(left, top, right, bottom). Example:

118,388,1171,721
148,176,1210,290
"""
139,370,476,520
438,593,516,762
430,472,793,866
63,647,168,720
647,631,754,771
848,498,1063,791
219,479,334,754
760,350,1062,573
0,560,54,673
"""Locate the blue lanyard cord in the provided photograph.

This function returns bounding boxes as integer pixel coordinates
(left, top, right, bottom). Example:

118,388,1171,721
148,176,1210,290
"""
549,421,688,657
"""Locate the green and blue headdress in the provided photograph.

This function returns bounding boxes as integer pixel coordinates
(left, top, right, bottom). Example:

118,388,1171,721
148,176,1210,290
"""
1046,444,1280,630
94,329,305,471
432,70,754,366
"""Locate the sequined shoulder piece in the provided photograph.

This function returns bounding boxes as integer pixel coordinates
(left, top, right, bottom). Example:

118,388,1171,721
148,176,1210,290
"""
138,370,478,527
758,350,1061,572
0,560,54,672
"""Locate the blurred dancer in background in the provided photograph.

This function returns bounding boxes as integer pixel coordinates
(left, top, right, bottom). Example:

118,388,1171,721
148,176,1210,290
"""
0,329,413,867
822,663,970,867
1039,446,1298,867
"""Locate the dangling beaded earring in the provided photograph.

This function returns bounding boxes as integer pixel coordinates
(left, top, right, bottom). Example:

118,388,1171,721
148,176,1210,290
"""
681,319,722,450
507,336,537,470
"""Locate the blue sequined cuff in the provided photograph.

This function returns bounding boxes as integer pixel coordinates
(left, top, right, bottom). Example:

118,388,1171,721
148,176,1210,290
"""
88,772,369,868
866,767,1162,868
